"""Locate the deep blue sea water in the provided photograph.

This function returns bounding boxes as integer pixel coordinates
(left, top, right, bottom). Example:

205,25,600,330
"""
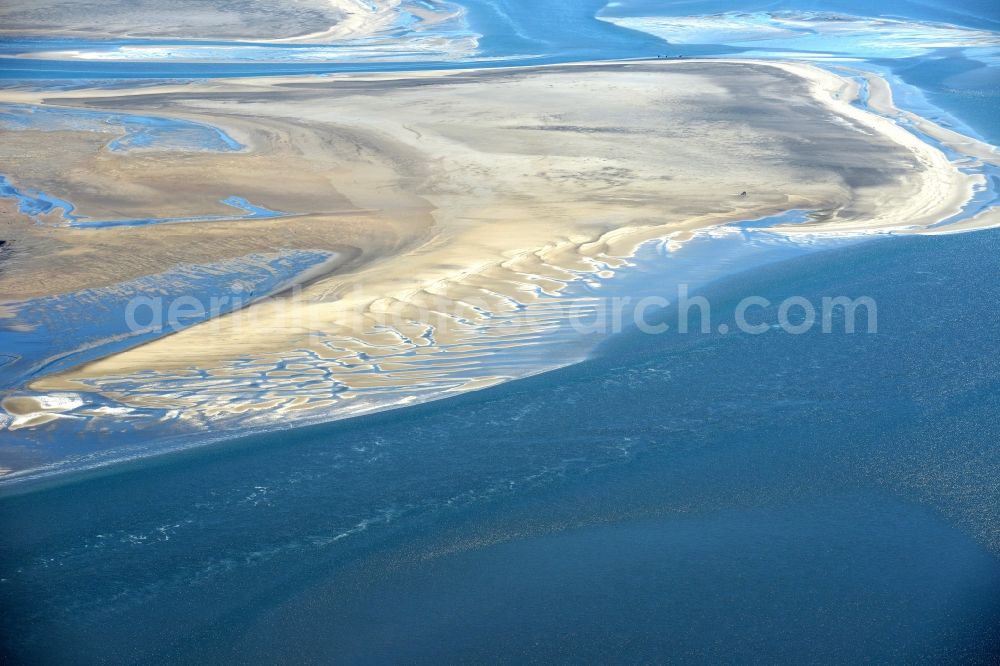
1,1,1000,663
3,228,1000,663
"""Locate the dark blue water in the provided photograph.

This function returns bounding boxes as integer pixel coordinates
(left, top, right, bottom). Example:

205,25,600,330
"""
2,1,1000,662
3,229,1000,663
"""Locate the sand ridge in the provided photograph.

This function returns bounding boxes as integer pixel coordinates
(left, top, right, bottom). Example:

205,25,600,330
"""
2,59,995,437
0,0,461,44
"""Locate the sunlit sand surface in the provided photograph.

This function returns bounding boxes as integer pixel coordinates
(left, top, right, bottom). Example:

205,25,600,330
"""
1,59,996,472
0,0,476,64
0,0,465,44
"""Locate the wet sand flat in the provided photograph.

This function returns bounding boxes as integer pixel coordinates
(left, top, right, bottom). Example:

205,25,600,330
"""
0,0,454,43
1,59,989,436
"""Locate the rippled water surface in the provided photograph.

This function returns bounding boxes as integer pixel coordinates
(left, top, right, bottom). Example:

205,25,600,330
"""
1,1,999,663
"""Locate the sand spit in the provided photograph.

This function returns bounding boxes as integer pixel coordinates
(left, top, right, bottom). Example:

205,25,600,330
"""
0,0,464,45
2,59,995,435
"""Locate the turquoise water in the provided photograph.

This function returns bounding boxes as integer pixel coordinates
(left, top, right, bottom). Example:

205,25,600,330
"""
2,1,1000,662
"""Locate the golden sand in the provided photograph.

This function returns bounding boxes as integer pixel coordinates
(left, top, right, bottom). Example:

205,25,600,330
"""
2,60,994,429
